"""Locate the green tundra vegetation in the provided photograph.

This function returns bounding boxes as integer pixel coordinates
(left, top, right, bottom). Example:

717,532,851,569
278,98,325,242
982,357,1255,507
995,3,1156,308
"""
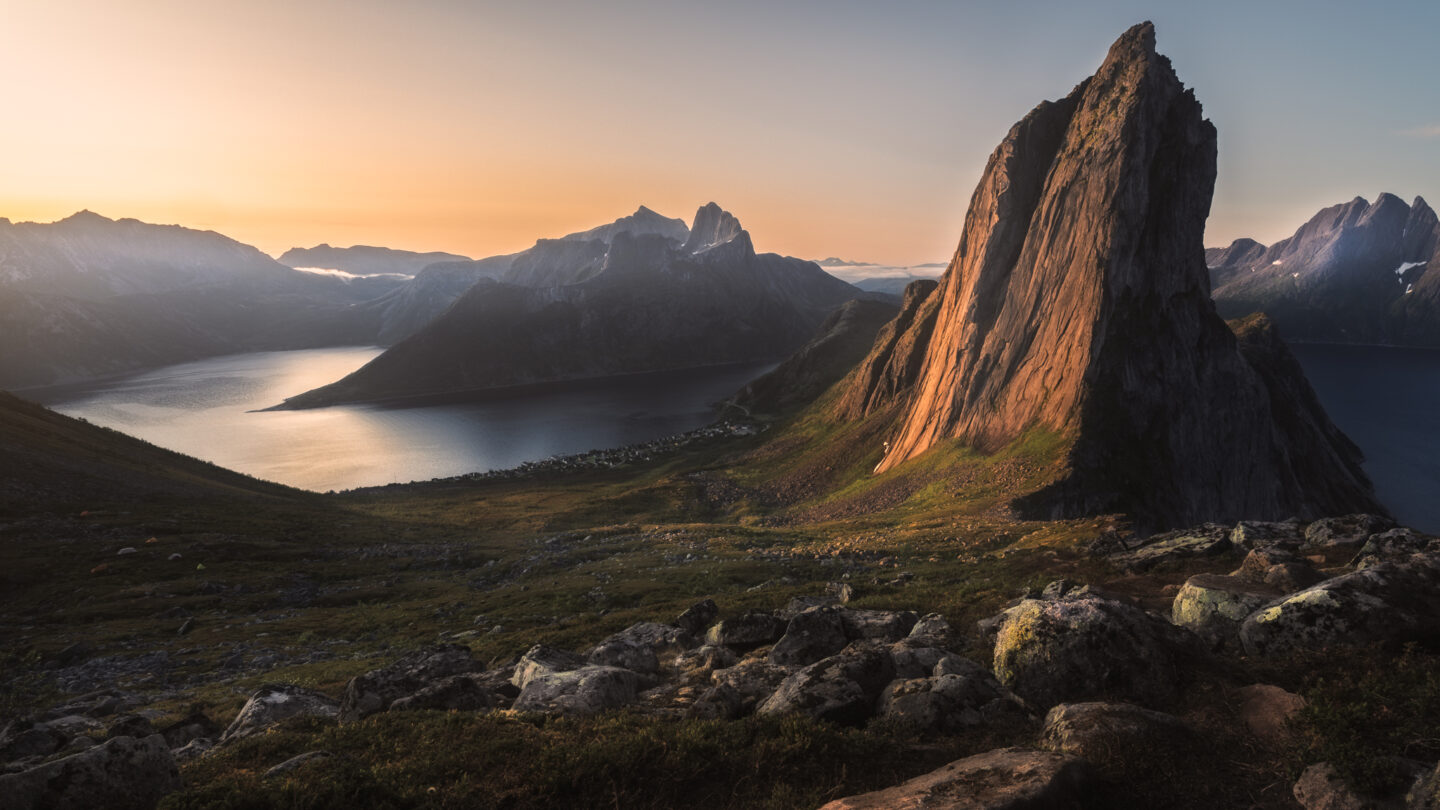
0,391,1436,809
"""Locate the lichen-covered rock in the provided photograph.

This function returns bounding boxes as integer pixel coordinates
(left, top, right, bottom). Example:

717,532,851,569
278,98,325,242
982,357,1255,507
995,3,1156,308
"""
1351,528,1433,570
674,598,719,636
588,622,696,674
710,659,791,716
511,666,642,715
689,684,743,720
769,606,848,667
838,608,918,642
817,747,1095,810
878,668,1018,735
1108,524,1233,572
1231,521,1306,550
907,613,955,646
387,675,494,713
510,644,584,691
339,644,483,723
1304,514,1396,548
1172,574,1282,649
1039,701,1190,758
220,685,339,743
758,645,896,726
0,734,180,810
992,594,1203,710
1240,553,1440,657
704,611,786,650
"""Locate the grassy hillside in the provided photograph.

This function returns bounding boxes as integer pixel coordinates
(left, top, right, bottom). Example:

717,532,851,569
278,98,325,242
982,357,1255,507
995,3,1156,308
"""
1,392,1435,809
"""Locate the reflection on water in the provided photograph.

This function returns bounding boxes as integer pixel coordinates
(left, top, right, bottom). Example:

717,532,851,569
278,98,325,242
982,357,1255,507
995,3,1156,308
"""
1293,344,1440,533
28,348,774,493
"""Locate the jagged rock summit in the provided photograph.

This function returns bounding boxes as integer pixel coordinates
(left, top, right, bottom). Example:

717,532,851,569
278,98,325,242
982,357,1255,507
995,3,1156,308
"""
839,22,1380,529
276,203,863,408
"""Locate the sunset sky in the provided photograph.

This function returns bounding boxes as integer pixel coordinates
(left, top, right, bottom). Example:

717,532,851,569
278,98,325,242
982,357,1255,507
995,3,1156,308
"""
3,0,1437,266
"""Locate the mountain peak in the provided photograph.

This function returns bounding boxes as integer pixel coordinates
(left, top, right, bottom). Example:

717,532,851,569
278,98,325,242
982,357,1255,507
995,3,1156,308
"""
59,209,113,225
562,206,688,245
839,22,1377,529
682,203,748,256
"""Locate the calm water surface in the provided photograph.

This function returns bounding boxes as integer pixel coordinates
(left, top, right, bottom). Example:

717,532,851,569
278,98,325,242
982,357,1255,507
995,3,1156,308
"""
28,348,774,492
1293,344,1440,533
27,345,1437,530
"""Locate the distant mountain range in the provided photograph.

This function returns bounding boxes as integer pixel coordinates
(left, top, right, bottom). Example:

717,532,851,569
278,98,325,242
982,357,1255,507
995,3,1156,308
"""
275,204,869,408
278,244,473,277
0,204,871,402
1208,193,1440,345
0,212,407,388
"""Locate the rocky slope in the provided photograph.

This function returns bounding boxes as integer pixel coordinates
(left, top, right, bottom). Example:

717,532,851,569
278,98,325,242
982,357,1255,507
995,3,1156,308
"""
278,244,472,277
1209,194,1440,345
275,204,866,408
834,22,1380,529
728,297,900,416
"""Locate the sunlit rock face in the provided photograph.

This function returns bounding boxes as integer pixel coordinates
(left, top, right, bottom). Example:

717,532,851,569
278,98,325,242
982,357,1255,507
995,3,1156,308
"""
840,22,1380,529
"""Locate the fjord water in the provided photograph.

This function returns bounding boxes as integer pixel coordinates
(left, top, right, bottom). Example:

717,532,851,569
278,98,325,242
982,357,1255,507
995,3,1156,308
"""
1292,344,1440,532
28,348,774,492
25,344,1438,530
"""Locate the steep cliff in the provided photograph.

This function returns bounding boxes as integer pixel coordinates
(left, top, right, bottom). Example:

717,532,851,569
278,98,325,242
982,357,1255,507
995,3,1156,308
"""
838,22,1380,529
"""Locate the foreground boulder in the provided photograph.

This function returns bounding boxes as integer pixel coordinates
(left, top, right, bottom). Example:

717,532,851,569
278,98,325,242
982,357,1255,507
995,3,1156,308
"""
510,644,585,691
1171,574,1282,649
1240,553,1440,656
0,735,180,810
758,645,895,726
1304,514,1396,548
1039,702,1190,759
705,611,786,650
817,747,1095,810
1108,524,1232,572
587,622,696,674
511,666,643,715
338,644,483,724
220,684,339,743
768,606,848,667
879,663,1020,735
992,594,1203,710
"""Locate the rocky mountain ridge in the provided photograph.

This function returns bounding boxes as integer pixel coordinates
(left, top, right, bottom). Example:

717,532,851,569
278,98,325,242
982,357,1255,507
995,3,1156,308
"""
1209,193,1440,345
277,244,473,277
276,204,866,408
